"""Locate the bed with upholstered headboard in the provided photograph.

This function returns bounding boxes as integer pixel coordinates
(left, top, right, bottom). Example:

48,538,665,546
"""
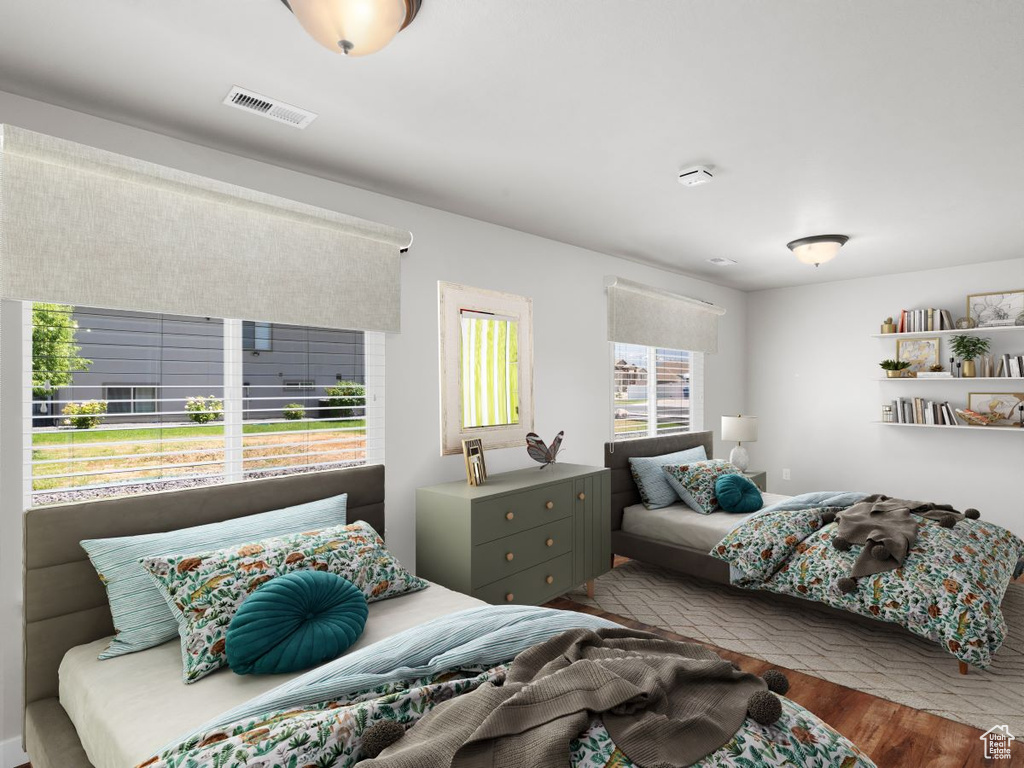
23,464,387,768
605,431,735,583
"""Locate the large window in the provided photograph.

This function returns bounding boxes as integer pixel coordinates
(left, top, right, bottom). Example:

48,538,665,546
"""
28,303,382,506
612,343,702,441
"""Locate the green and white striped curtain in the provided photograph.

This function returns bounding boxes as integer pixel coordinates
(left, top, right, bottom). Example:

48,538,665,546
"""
461,313,519,428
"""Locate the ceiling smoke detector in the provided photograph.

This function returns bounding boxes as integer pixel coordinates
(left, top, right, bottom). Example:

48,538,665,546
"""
222,86,318,129
678,165,714,187
707,257,737,266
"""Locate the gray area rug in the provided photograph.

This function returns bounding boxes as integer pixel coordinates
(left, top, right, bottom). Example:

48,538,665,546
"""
569,560,1024,733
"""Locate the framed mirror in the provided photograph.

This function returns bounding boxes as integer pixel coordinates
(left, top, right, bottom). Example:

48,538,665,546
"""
439,282,534,455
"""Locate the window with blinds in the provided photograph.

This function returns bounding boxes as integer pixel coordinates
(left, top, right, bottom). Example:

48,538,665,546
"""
28,303,382,506
612,342,702,441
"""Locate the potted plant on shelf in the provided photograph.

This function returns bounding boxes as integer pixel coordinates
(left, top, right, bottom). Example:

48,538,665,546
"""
879,359,912,378
950,335,991,378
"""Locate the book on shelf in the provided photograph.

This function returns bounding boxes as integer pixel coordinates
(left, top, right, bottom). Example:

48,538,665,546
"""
917,371,953,379
888,398,959,426
1001,353,1024,378
896,307,956,333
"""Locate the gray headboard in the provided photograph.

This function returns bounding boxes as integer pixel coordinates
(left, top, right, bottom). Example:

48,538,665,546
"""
23,464,385,707
604,431,714,530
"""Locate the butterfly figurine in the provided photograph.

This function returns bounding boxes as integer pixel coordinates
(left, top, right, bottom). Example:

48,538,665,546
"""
526,431,564,468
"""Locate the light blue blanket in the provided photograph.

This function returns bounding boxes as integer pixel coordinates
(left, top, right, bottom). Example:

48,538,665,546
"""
162,604,617,753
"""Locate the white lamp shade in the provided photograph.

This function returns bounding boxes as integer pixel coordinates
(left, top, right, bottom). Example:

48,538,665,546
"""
289,0,409,57
791,240,842,265
721,415,758,443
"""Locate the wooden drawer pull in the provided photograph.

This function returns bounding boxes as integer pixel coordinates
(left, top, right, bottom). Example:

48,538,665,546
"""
545,501,554,510
546,538,554,547
578,492,586,501
505,511,514,521
505,552,514,562
545,575,554,584
505,593,515,602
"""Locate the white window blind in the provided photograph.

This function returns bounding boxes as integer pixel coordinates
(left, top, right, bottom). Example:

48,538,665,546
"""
27,303,382,506
612,342,704,442
0,125,411,333
606,277,725,354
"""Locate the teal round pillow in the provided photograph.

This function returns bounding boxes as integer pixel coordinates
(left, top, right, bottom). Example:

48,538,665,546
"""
226,570,368,675
715,474,763,513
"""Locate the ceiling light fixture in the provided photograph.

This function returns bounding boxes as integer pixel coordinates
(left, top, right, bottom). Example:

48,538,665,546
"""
281,0,421,57
786,234,849,267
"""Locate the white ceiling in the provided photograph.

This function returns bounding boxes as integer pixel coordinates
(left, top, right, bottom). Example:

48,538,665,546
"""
1,1,1022,290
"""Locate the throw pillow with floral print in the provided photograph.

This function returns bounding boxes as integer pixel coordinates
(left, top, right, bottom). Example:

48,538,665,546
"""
142,521,426,683
662,460,740,514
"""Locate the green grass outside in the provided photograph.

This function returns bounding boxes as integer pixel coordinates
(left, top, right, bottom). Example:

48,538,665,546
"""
32,419,366,446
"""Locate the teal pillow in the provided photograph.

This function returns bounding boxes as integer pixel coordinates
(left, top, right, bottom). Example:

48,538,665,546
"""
81,493,348,660
715,474,763,514
629,446,708,509
227,570,368,676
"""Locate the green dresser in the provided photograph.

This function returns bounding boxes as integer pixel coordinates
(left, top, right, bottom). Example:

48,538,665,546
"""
416,463,611,605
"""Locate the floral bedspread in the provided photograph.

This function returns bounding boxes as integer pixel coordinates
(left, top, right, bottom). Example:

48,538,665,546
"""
711,502,1024,668
140,664,874,768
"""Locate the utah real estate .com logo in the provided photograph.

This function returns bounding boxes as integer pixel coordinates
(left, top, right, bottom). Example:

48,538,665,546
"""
980,725,1015,760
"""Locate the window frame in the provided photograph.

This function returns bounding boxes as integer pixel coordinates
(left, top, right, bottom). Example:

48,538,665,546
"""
103,384,160,415
22,303,384,506
242,321,273,352
611,342,704,442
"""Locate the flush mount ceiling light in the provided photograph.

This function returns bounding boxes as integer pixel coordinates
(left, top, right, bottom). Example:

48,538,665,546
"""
281,0,421,57
786,234,849,267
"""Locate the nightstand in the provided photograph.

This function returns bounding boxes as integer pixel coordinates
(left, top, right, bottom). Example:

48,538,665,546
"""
416,464,610,605
742,471,767,492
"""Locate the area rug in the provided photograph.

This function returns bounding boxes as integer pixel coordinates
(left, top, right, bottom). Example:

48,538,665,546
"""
568,560,1024,733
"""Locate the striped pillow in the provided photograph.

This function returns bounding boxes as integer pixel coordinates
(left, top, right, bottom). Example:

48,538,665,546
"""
628,446,707,509
80,493,348,660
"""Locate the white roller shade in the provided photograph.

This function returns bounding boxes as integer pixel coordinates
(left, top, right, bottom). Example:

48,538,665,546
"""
606,276,726,353
0,125,411,332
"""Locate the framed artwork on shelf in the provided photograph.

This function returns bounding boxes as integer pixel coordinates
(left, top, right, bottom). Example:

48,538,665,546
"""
966,392,1024,427
896,337,940,372
966,290,1024,328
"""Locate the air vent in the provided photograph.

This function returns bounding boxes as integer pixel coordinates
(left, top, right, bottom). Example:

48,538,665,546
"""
707,257,737,266
223,86,318,129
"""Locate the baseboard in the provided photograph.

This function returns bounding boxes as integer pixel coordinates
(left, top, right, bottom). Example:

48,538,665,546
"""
2,735,28,768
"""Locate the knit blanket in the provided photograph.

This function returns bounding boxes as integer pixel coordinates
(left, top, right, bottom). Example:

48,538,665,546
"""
361,627,766,768
836,495,969,578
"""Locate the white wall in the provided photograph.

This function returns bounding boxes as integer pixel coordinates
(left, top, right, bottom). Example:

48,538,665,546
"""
747,258,1024,536
0,90,748,759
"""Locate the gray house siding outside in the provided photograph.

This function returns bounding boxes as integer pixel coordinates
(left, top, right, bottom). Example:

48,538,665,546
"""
46,308,364,424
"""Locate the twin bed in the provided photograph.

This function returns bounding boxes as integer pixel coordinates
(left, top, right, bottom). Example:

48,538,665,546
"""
24,462,876,768
606,432,1024,674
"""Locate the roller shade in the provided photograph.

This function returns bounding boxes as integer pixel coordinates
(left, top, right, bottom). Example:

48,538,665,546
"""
0,125,411,332
606,276,725,353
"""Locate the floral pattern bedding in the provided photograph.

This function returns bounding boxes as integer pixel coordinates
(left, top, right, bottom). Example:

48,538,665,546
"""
142,521,426,682
141,664,874,768
712,505,1024,668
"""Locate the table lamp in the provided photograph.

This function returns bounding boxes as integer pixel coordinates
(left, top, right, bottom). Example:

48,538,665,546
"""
721,415,758,473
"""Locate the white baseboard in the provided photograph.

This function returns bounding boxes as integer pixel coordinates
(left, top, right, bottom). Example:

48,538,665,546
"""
1,736,28,768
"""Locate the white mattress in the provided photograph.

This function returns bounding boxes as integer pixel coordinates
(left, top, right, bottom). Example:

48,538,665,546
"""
59,582,485,768
621,492,792,553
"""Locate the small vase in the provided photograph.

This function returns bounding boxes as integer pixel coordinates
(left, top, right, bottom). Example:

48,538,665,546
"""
962,360,976,378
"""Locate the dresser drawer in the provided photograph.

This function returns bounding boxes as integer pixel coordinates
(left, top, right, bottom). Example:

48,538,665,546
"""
473,552,574,606
471,483,572,544
472,516,572,588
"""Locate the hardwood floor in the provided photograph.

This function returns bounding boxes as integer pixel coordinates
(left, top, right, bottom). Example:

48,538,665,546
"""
546,593,1015,768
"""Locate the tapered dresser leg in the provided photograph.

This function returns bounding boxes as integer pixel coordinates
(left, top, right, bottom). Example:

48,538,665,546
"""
586,579,595,599
958,661,968,675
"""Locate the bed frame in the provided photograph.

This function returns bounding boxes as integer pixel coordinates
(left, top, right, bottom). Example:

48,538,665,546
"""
22,464,386,768
604,432,974,675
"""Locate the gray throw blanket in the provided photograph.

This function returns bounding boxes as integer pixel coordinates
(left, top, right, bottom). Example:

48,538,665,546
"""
836,494,964,578
358,627,767,768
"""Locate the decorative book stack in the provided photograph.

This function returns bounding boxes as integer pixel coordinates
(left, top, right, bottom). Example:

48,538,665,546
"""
896,308,955,333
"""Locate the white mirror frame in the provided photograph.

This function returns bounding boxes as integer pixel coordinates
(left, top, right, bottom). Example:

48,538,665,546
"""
439,281,534,456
